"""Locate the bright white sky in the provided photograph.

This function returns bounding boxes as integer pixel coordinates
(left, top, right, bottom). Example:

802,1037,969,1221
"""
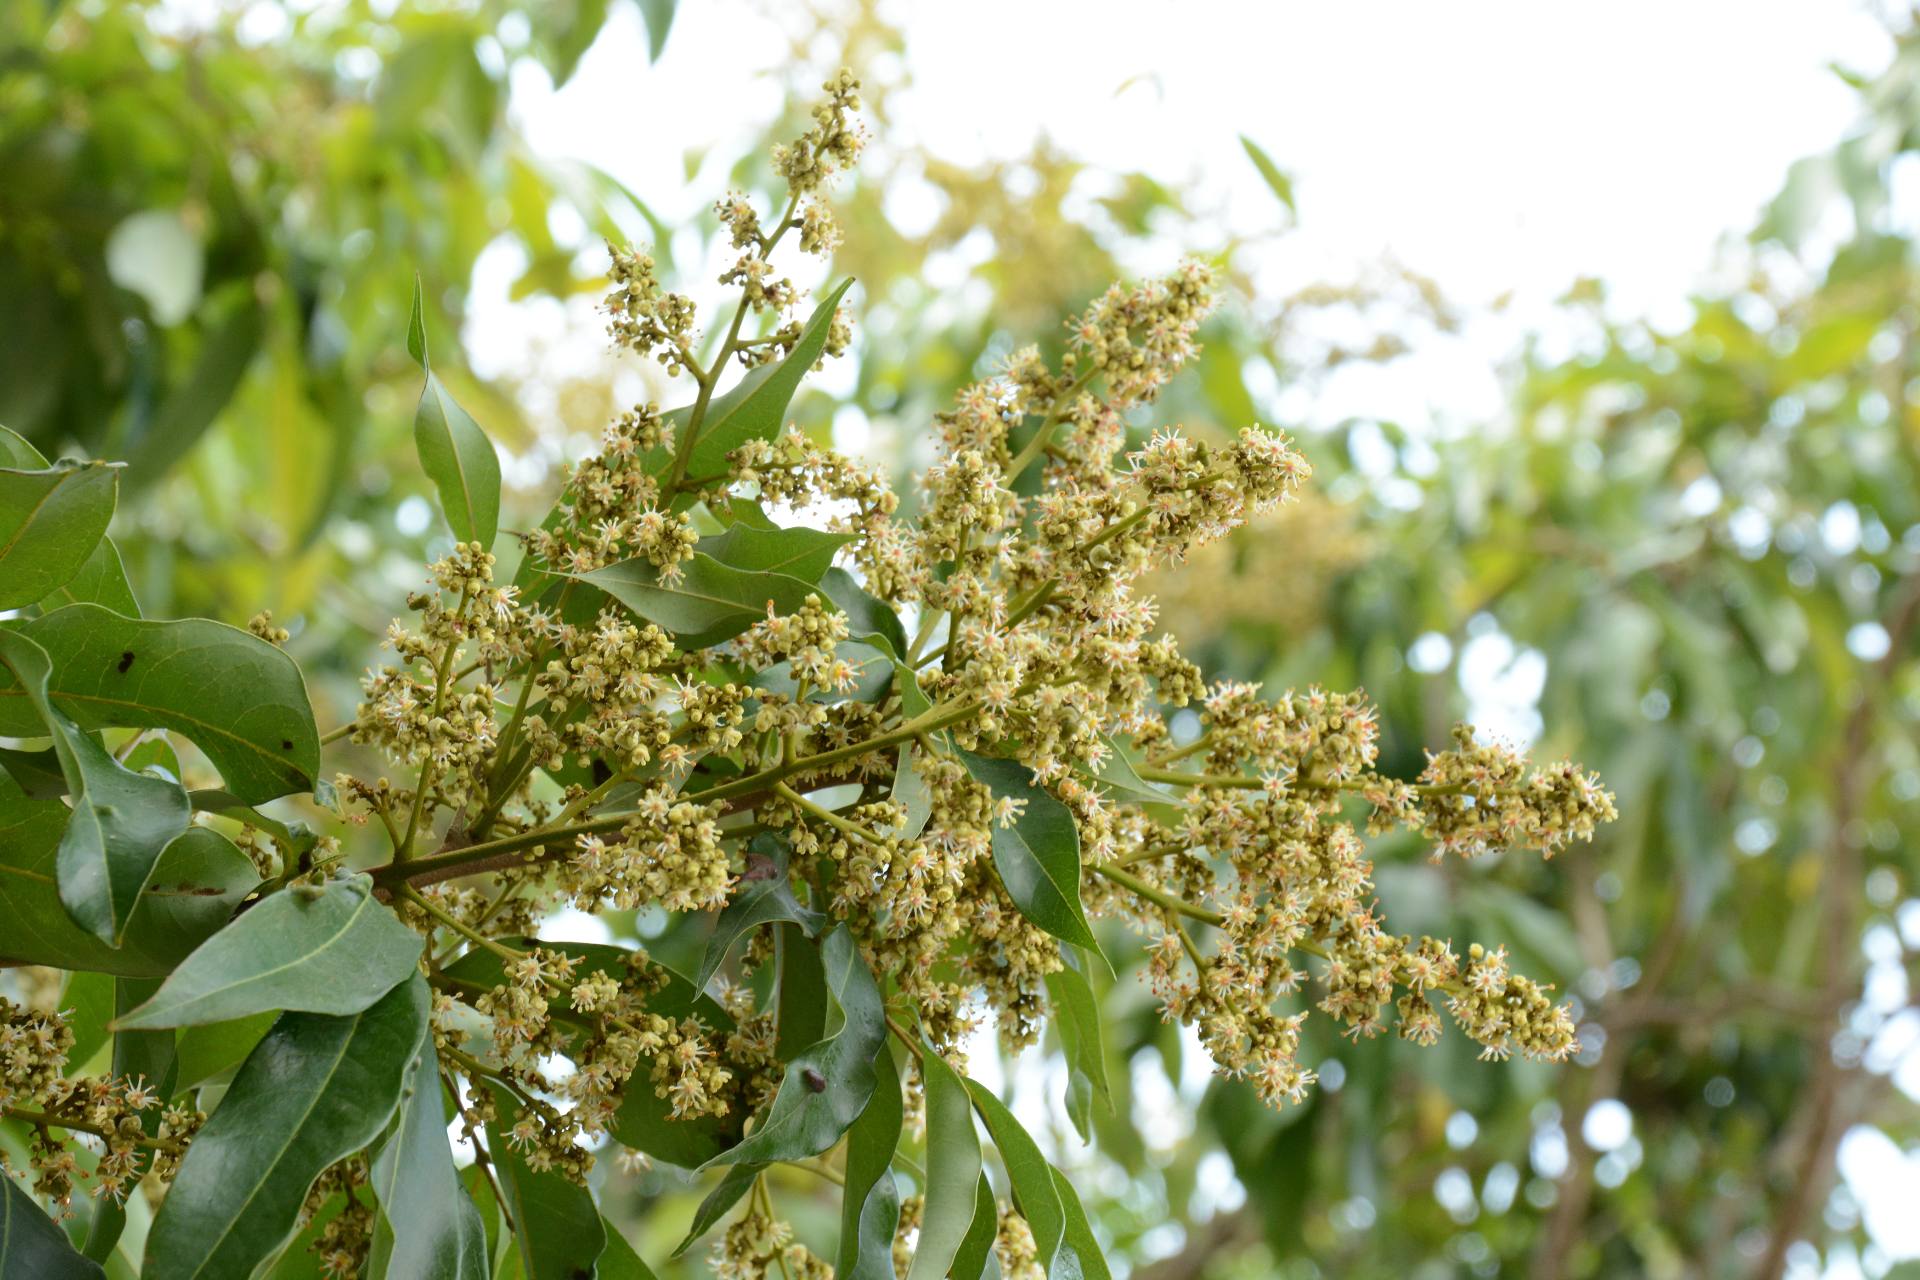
486,0,1898,428
504,3,1918,1272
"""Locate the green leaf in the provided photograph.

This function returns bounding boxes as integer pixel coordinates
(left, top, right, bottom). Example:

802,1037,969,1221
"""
173,1010,279,1096
889,745,933,840
1075,736,1173,811
695,835,824,991
696,519,852,582
958,750,1100,953
0,1176,106,1280
0,423,46,468
818,567,908,660
114,873,422,1030
484,1082,608,1280
144,975,429,1280
774,921,828,1062
0,630,190,944
949,1173,999,1280
705,924,886,1168
648,279,854,484
904,1039,982,1280
0,460,121,610
0,791,256,976
0,605,320,803
578,552,826,649
1240,135,1297,215
39,537,139,616
0,745,65,800
121,291,264,487
1044,948,1112,1143
408,278,501,548
835,1043,902,1280
369,1043,489,1280
597,1220,661,1279
61,970,116,1072
1049,1166,1112,1280
671,1164,756,1257
964,1080,1064,1271
637,0,676,60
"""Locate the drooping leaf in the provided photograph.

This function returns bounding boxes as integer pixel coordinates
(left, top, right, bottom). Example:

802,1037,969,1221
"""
484,1082,608,1280
0,459,120,610
949,1173,1000,1280
645,279,853,484
671,1164,756,1257
0,745,65,799
1044,948,1112,1143
695,835,824,991
904,1038,982,1280
1240,135,1297,216
0,790,256,976
1049,1166,1112,1280
696,519,852,583
0,630,190,944
114,873,422,1030
0,605,320,803
958,750,1100,953
408,277,501,548
61,970,116,1072
369,1042,489,1280
965,1080,1064,1272
705,924,886,1168
144,976,429,1280
0,1176,106,1280
835,1042,903,1280
578,552,826,649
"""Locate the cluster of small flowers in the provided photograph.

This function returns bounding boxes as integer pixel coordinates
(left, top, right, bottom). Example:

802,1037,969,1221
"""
1412,724,1618,858
710,1205,831,1280
1066,258,1218,407
246,608,290,644
301,1154,372,1278
604,246,698,376
0,998,197,1208
562,786,733,913
534,608,680,771
771,68,865,196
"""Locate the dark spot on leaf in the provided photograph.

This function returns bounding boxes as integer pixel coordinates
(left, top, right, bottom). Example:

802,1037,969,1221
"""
742,852,779,881
281,739,293,750
117,651,135,673
802,1067,827,1093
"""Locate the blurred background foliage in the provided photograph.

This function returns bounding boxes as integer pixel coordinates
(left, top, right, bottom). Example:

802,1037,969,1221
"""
7,2,1920,1277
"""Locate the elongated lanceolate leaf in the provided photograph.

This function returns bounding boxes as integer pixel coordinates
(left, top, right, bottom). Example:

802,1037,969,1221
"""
1050,1166,1113,1280
696,518,852,582
369,1042,489,1280
114,873,422,1030
0,605,319,803
949,1173,999,1280
671,1165,756,1257
0,630,189,945
143,976,428,1280
966,1080,1065,1271
835,1042,903,1280
0,459,120,610
958,749,1100,953
1045,947,1113,1142
904,1038,982,1280
408,278,500,547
